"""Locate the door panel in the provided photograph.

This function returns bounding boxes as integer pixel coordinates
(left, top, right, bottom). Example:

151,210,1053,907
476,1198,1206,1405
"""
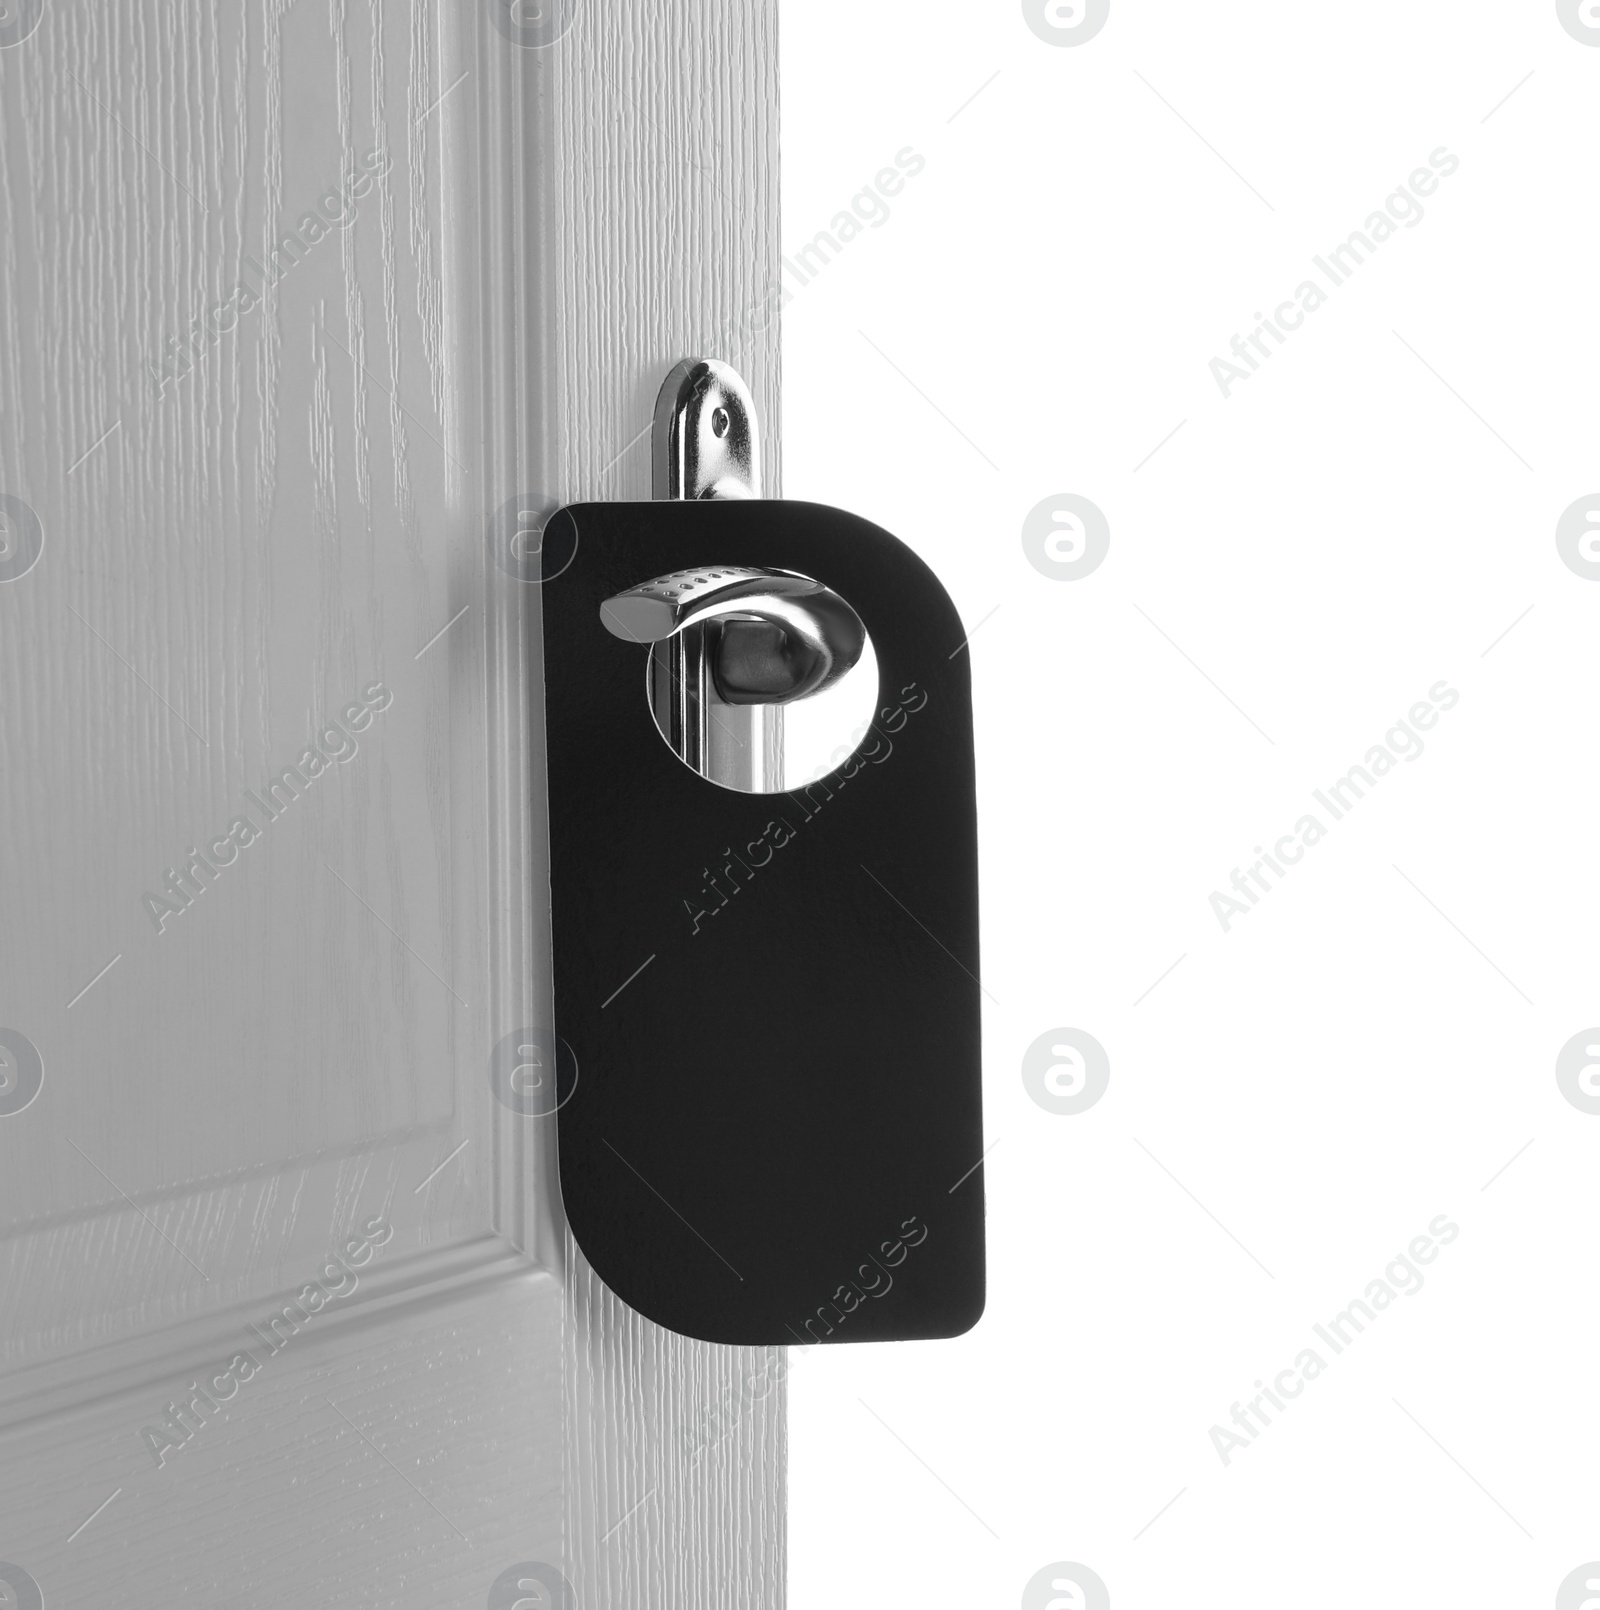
0,3,783,1605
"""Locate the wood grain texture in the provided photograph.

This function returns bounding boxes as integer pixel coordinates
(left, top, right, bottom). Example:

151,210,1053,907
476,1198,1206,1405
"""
0,1256,566,1607
0,1,552,1599
484,3,788,1602
0,0,784,1603
0,0,480,1346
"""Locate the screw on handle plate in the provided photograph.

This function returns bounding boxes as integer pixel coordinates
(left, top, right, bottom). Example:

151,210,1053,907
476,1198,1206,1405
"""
654,360,760,501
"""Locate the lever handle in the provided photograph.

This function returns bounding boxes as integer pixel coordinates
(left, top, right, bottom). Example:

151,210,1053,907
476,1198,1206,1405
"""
601,566,865,705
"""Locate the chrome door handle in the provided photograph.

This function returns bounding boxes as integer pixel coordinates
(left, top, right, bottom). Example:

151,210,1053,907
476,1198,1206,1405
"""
597,363,870,792
600,566,866,704
601,564,867,791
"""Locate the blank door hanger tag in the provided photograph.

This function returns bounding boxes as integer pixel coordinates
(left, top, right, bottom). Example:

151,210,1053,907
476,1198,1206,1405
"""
538,495,985,1346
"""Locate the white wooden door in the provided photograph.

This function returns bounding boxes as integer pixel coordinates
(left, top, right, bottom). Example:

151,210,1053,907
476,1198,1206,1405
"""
0,4,784,1605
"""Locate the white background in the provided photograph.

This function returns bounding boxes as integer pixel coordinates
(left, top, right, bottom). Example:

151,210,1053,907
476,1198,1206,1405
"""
780,3,1600,1606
